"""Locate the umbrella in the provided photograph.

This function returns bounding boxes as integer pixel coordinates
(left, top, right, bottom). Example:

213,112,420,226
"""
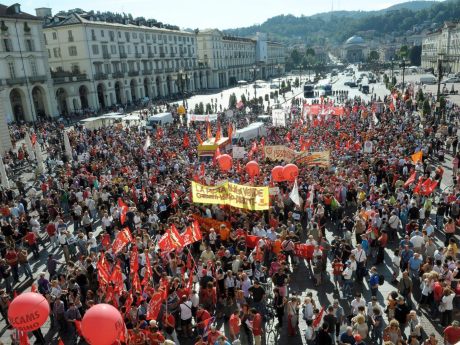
0,155,9,189
63,131,72,160
24,133,35,160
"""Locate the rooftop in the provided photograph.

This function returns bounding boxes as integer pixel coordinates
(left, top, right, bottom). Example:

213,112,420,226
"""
0,3,40,20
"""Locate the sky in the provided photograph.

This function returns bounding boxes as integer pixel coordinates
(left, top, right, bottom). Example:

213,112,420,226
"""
11,0,443,30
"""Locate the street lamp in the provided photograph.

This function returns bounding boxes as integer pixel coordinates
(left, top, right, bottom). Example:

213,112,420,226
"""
390,57,395,83
175,68,188,106
275,64,282,89
249,65,260,100
297,64,303,87
400,58,407,94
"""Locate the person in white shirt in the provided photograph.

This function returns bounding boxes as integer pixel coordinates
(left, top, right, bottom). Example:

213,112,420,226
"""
350,294,366,316
352,244,367,282
342,262,353,298
410,233,424,253
179,295,193,337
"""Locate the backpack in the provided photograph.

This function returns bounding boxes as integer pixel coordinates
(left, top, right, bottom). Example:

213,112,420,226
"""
378,274,385,285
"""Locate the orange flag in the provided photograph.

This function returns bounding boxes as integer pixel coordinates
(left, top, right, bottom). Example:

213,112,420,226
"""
214,122,221,143
227,123,233,141
183,133,190,148
411,151,423,163
195,129,203,145
206,121,212,139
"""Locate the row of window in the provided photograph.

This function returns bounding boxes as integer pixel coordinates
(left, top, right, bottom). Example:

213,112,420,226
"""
2,38,35,52
6,59,39,79
49,29,194,45
93,58,196,75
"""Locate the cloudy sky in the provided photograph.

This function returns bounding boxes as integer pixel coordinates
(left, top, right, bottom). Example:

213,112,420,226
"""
12,0,443,29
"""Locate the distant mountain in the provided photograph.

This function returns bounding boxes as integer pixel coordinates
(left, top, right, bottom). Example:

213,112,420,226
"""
223,0,457,45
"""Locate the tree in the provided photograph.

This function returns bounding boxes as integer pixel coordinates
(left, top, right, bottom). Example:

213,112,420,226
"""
264,94,269,102
228,93,237,108
198,102,204,114
409,45,422,66
294,77,300,88
281,81,286,89
258,96,263,105
416,89,424,103
422,99,431,116
205,103,212,114
399,45,409,59
439,96,446,111
241,94,247,104
290,49,303,65
368,50,380,62
194,104,200,114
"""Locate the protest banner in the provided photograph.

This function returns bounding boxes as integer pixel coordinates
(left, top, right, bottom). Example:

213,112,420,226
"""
191,181,269,211
187,114,218,122
272,109,286,127
294,151,330,167
232,146,246,159
264,145,297,162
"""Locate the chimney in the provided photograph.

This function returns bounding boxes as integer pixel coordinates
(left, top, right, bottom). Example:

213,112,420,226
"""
35,7,52,18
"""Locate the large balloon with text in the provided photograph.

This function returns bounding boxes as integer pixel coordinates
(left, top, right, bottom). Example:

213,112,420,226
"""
8,292,50,332
282,164,299,182
271,166,285,182
217,154,232,172
82,304,125,345
245,161,260,177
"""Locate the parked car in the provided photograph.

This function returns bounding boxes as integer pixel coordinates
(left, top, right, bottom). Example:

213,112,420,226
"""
444,77,460,83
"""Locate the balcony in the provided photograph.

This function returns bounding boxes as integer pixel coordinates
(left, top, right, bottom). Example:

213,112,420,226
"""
170,53,175,57
94,73,107,80
135,53,142,58
112,71,124,78
143,69,152,75
102,52,111,59
154,68,163,74
29,75,47,83
6,77,27,86
119,52,127,59
148,52,154,58
165,68,174,73
128,71,139,77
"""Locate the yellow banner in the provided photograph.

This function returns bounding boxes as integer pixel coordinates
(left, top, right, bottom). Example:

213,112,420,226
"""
264,145,297,161
294,151,330,167
191,181,269,210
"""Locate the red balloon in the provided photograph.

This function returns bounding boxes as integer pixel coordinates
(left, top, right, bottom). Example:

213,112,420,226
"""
8,292,50,331
217,154,232,172
283,164,299,182
354,334,362,342
271,166,285,182
82,304,124,345
245,161,260,177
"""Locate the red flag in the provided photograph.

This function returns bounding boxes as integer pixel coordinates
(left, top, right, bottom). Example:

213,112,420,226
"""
186,270,194,294
132,271,141,294
312,307,325,328
146,292,164,320
156,127,164,140
19,331,30,345
112,228,132,254
142,252,153,285
285,131,292,142
169,224,185,249
118,198,128,225
192,220,203,242
246,235,261,249
110,262,124,293
182,226,195,247
31,133,37,146
97,255,111,286
199,163,205,177
171,191,178,208
57,338,65,345
214,122,221,143
124,293,133,313
227,123,233,141
206,121,212,139
404,171,417,188
158,232,174,252
141,186,147,202
195,129,203,145
131,185,138,204
389,102,395,112
335,121,340,130
353,141,362,151
130,246,139,273
183,133,190,148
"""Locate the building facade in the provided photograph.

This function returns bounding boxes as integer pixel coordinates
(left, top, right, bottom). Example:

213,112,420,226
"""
421,21,460,74
0,4,58,152
196,29,284,89
340,36,369,63
42,10,210,114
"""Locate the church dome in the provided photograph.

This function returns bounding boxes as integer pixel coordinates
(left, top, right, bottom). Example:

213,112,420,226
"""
345,35,365,45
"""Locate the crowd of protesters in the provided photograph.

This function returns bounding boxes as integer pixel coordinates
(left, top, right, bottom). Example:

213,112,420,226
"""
0,80,458,345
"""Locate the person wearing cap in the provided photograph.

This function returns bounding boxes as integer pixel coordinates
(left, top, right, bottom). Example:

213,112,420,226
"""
147,321,165,345
444,320,460,345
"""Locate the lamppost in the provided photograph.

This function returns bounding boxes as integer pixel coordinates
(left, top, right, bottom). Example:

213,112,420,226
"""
275,64,282,88
175,68,189,107
390,57,395,83
436,53,454,122
297,64,303,87
400,58,407,94
249,65,260,100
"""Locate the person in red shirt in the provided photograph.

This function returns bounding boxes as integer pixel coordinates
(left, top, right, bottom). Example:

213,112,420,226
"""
444,321,460,345
147,321,165,345
46,221,58,249
23,231,39,259
163,312,179,344
250,308,262,345
332,258,344,290
207,325,221,345
5,248,19,283
228,310,240,341
196,305,211,336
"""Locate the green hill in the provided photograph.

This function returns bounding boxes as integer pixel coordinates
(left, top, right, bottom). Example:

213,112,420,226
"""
223,0,457,45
